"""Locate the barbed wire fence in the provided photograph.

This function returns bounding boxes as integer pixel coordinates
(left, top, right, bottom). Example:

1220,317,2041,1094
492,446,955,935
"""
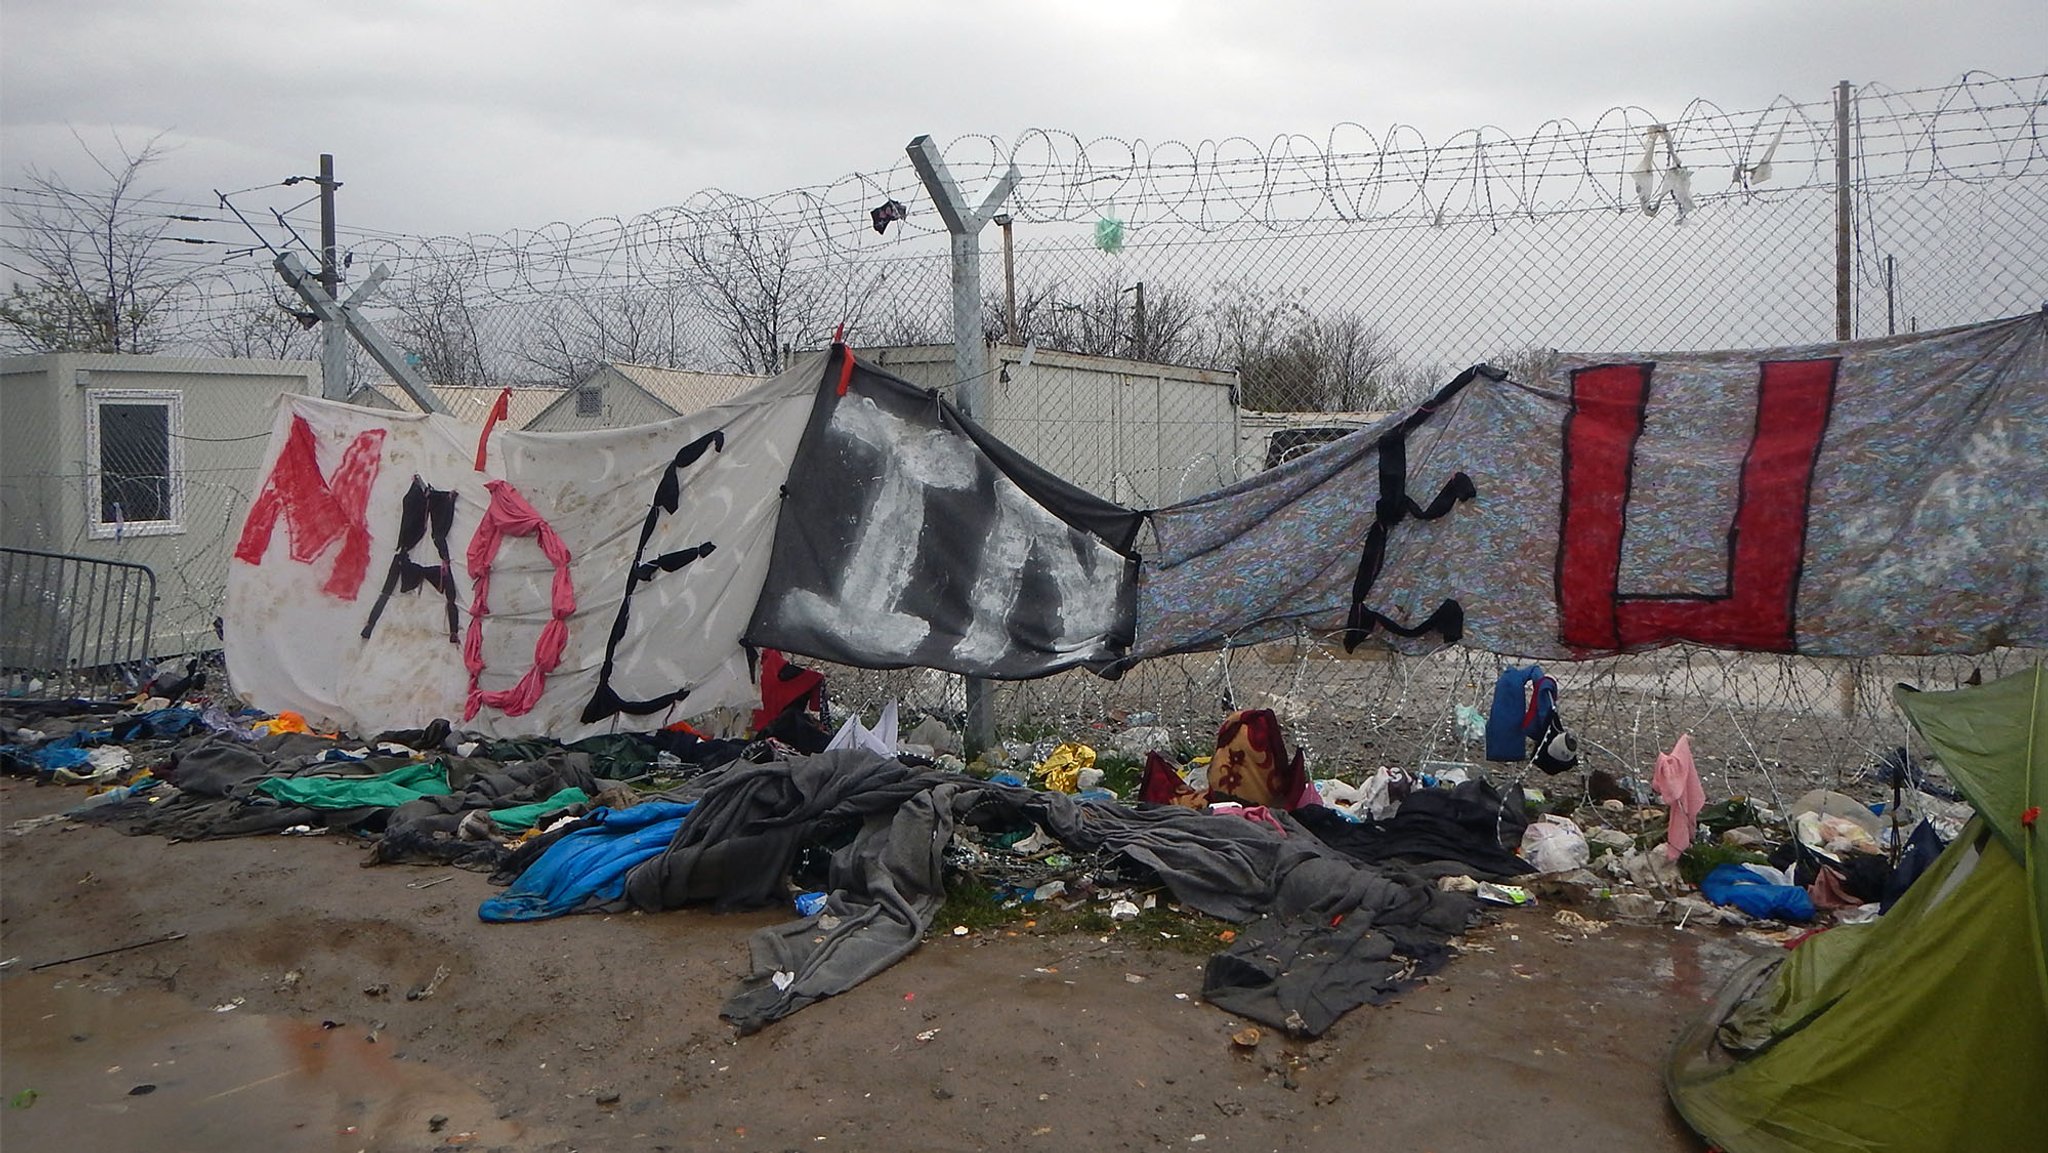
5,72,2043,796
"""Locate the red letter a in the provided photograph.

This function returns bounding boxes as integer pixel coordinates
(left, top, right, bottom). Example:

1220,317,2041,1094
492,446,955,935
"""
234,414,386,600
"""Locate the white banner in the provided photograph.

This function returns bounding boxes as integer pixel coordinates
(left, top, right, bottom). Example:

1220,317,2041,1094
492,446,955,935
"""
224,359,817,739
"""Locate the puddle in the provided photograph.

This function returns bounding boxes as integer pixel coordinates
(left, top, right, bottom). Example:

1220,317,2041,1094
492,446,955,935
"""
0,977,532,1152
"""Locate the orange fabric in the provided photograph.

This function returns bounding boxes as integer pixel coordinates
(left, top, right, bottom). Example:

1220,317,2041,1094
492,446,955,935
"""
251,710,336,738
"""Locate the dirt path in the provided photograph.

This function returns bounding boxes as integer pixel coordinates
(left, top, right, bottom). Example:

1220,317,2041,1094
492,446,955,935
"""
1,778,1740,1151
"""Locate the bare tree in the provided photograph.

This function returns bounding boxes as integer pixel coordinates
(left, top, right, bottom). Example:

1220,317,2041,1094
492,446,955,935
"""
1203,282,1414,411
518,288,698,386
201,292,320,361
387,265,491,388
673,199,862,374
1001,274,1189,360
0,132,192,353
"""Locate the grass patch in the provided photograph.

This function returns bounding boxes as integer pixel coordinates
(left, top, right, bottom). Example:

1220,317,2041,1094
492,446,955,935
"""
1676,842,1771,887
1093,753,1143,797
930,876,1232,955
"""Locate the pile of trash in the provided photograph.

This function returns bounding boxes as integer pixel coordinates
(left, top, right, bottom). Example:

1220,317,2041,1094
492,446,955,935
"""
1,652,1972,1037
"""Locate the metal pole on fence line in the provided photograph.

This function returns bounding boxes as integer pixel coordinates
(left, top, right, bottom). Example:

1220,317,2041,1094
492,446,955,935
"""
318,154,349,400
1834,81,1853,342
995,213,1018,341
907,135,1019,759
1885,255,1897,336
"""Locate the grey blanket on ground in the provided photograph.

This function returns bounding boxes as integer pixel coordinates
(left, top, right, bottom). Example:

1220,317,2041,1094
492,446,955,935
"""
365,752,603,868
621,750,1477,1035
74,737,600,851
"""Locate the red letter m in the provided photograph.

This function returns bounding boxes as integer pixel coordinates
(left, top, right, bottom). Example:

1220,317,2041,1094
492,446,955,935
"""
1557,358,1837,652
234,414,386,600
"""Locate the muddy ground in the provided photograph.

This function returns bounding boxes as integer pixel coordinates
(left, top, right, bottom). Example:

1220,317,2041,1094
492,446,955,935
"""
0,777,1750,1152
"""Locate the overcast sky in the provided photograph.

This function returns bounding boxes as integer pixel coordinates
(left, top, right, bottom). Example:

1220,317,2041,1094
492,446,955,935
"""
3,0,2043,241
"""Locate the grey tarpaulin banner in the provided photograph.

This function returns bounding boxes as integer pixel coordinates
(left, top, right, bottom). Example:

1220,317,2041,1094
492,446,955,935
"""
746,347,1145,678
1138,312,2048,660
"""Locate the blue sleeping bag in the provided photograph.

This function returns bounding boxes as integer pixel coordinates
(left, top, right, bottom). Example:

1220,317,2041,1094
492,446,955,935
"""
1699,863,1815,922
479,801,694,923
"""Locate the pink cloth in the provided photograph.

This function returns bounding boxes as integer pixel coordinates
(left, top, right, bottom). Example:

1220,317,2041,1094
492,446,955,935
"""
1653,733,1704,861
462,480,576,721
1211,804,1288,836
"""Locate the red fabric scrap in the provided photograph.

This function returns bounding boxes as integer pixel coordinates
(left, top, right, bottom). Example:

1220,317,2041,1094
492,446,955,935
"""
474,387,512,471
462,480,575,721
751,649,824,733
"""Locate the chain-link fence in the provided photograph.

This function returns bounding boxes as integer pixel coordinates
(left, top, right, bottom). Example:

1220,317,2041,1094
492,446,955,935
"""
316,73,2033,790
5,74,2041,788
0,357,293,666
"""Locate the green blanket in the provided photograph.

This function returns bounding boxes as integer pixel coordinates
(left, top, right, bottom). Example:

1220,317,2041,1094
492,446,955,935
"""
488,787,591,831
256,762,451,809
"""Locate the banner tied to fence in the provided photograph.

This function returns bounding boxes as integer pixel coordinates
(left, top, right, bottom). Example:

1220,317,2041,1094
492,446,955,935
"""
1139,311,2048,662
227,315,2046,736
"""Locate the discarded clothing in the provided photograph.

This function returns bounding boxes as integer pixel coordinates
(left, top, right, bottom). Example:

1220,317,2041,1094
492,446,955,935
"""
751,649,825,733
1700,863,1814,921
256,762,451,809
488,786,592,831
1205,710,1311,809
1881,820,1947,913
1204,905,1466,1037
1293,782,1534,880
110,707,209,743
367,753,602,867
1654,734,1704,861
1485,665,1545,761
630,751,1478,1035
480,802,695,922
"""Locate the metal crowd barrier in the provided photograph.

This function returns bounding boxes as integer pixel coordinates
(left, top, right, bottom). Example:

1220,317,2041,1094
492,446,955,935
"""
1,546,158,699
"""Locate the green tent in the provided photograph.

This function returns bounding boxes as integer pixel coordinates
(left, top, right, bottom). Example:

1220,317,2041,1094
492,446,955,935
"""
1667,665,2047,1153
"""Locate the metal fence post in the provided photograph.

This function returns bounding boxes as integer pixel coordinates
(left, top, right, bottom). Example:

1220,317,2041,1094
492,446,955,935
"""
907,135,1019,758
1835,80,1854,341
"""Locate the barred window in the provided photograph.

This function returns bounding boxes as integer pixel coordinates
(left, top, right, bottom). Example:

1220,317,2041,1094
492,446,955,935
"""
576,386,602,417
86,388,183,537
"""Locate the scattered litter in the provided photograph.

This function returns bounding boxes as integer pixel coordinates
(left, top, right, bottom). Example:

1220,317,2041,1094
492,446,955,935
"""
915,1028,941,1042
31,929,186,971
211,998,245,1013
1109,899,1141,921
405,874,454,890
1124,973,1146,983
951,925,970,937
1230,1026,1262,1049
406,965,452,1001
1554,910,1606,934
772,970,796,991
1475,883,1533,907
